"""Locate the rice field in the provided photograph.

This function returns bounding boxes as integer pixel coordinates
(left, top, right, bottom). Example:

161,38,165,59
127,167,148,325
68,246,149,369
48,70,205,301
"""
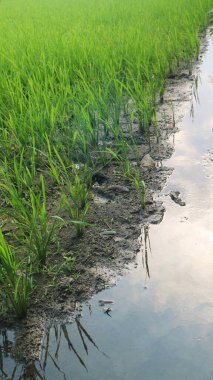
0,0,212,318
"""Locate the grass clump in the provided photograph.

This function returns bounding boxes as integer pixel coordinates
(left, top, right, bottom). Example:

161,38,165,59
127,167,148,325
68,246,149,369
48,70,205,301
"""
0,230,32,319
0,174,59,268
62,175,90,237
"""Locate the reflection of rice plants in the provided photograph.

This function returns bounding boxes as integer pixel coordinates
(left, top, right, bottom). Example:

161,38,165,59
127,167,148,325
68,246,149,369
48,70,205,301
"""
0,317,107,378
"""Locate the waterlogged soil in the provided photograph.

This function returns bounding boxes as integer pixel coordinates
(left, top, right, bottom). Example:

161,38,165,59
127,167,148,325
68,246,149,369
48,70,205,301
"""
1,29,213,375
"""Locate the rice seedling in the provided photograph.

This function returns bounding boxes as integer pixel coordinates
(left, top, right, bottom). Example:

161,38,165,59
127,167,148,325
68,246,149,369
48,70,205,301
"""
27,176,61,267
64,255,75,273
61,175,89,236
121,159,132,181
1,151,35,198
106,146,135,181
133,169,146,208
0,175,60,268
0,230,32,318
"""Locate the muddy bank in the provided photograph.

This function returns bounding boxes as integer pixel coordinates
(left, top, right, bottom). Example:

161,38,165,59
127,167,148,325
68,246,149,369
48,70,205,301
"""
1,30,211,364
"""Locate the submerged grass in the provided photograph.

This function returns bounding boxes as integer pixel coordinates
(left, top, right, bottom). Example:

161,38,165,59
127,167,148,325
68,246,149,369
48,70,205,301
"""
0,0,212,317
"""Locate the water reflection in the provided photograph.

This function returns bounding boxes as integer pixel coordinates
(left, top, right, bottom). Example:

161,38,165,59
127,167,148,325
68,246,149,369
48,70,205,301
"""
20,361,46,380
139,225,152,281
0,317,106,379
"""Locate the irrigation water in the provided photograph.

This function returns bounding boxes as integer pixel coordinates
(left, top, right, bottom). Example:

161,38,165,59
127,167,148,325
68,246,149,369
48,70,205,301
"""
1,29,213,380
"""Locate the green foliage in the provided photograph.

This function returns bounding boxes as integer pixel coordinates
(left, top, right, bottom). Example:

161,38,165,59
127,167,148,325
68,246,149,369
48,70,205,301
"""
64,255,75,272
0,174,59,267
62,175,89,236
0,230,32,318
0,0,211,159
133,169,146,208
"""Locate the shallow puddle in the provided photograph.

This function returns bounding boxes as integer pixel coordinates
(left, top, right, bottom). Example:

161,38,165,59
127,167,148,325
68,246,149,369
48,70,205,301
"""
1,33,213,380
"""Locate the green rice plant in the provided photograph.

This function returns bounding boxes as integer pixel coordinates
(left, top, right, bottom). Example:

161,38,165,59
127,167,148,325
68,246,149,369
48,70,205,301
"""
69,175,89,210
62,176,89,236
0,230,32,318
133,169,146,208
123,72,157,135
81,164,93,188
62,193,89,237
0,0,211,174
1,152,35,198
139,181,146,209
64,255,75,273
45,135,69,186
0,175,59,267
106,146,134,181
27,176,60,267
121,159,132,181
46,141,90,207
